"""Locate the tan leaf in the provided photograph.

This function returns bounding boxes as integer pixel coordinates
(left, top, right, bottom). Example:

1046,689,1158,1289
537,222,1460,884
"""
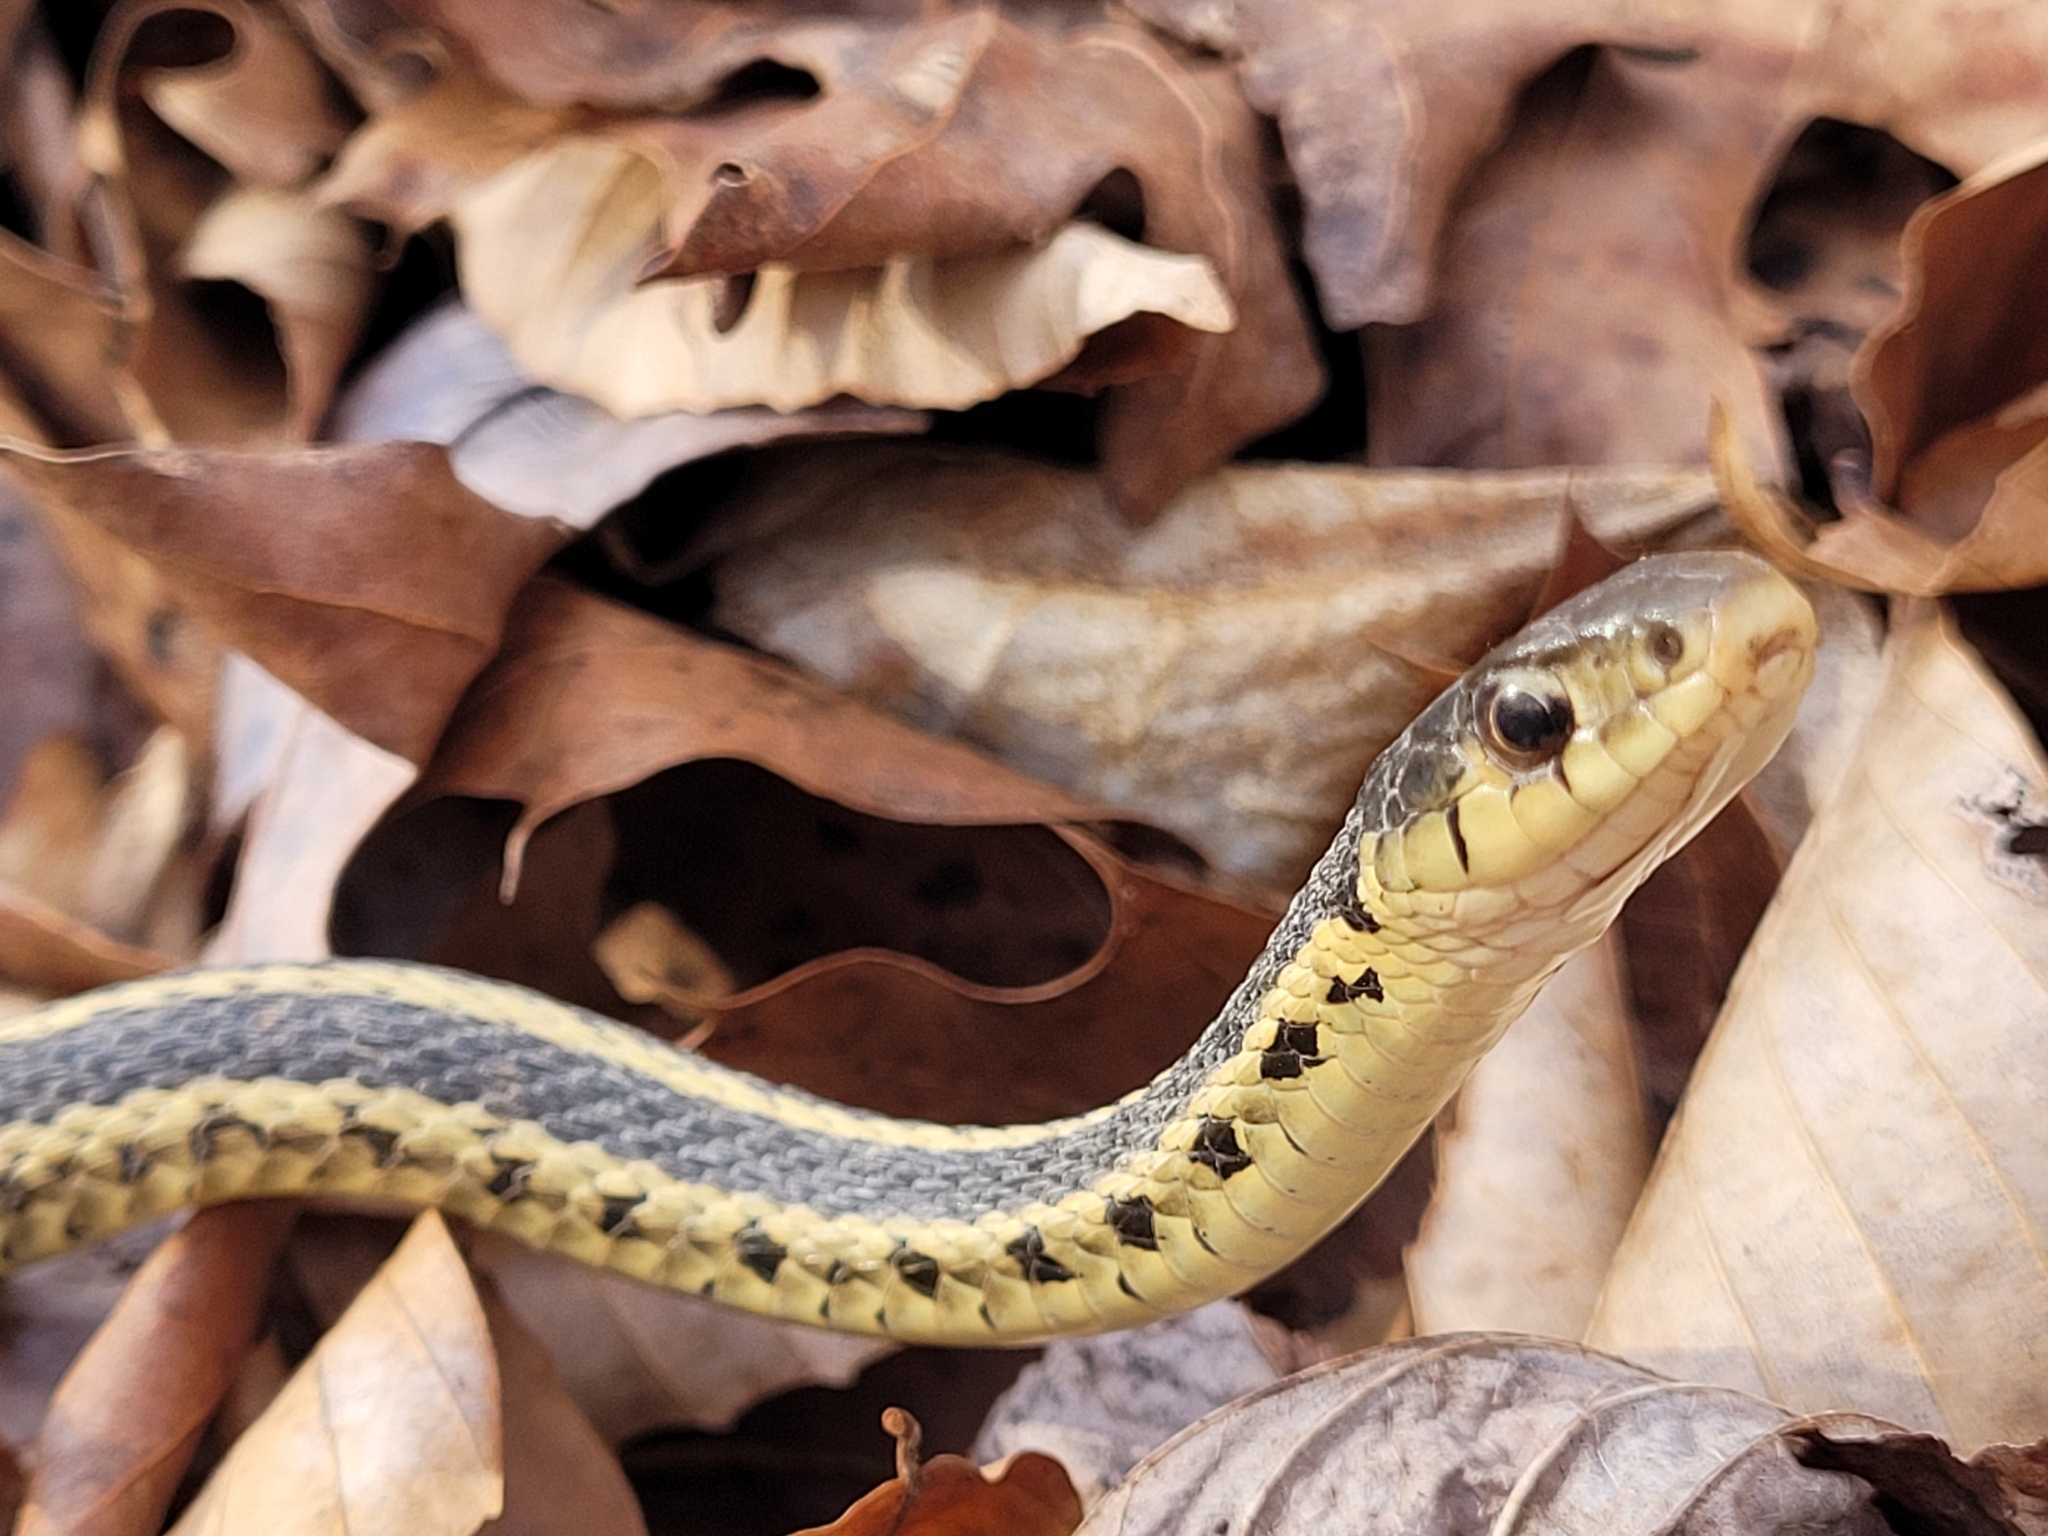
1078,1335,1894,1535
708,445,1725,886
0,439,568,765
139,0,355,189
1585,600,2048,1452
469,1234,893,1443
203,657,417,963
331,300,924,526
452,139,1230,417
73,0,369,444
592,902,734,1018
318,7,1321,513
17,1204,295,1536
804,1411,1080,1536
167,1211,503,1536
0,729,189,944
476,1291,645,1536
0,234,135,446
1405,933,1650,1339
1719,137,2048,594
179,187,374,441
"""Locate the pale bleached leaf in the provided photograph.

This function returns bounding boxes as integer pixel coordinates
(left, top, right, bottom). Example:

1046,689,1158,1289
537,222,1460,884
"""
331,301,923,527
1586,600,2048,1452
1077,1335,1889,1535
452,138,1233,417
1406,933,1649,1339
709,446,1722,885
167,1213,502,1536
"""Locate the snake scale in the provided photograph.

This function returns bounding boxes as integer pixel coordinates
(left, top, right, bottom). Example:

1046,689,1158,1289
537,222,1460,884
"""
0,552,1816,1344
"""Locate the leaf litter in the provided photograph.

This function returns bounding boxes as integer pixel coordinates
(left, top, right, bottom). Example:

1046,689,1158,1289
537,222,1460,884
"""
0,0,2045,1532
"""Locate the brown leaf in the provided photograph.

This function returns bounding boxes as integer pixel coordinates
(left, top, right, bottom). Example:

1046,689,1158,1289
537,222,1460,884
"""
803,1411,1080,1536
0,235,135,447
1615,796,1785,1121
1,440,569,764
1078,1334,1896,1535
356,577,1276,1124
1196,1,2048,475
166,1211,502,1536
0,885,172,996
476,1290,645,1536
1728,137,2048,594
1405,934,1650,1339
708,444,1726,886
0,730,189,944
178,187,373,443
1794,1422,2048,1536
73,0,372,443
1585,600,2048,1452
316,9,1321,513
139,0,355,190
17,1203,295,1536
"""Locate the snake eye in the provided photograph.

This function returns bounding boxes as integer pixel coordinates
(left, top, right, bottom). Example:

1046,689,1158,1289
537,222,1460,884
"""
1481,677,1574,763
1646,622,1684,668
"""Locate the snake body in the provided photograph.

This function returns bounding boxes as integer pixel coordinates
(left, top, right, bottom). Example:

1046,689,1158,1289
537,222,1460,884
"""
0,553,1816,1343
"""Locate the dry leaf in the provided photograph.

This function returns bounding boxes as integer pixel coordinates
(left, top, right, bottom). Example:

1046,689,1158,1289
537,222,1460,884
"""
0,728,188,943
451,141,1231,418
0,1221,181,1453
318,8,1322,513
1142,0,2048,474
593,902,734,1017
476,1291,646,1536
1615,797,1786,1121
804,1411,1080,1536
1725,138,2048,593
178,187,373,440
470,1233,893,1443
362,576,1277,1124
17,1204,295,1536
1586,600,2048,1452
139,0,354,190
73,0,366,444
1405,933,1650,1339
204,656,417,963
970,1301,1283,1507
1080,1335,1900,1534
331,300,925,526
0,886,172,997
0,234,135,447
168,1212,503,1536
0,439,568,764
709,445,1725,886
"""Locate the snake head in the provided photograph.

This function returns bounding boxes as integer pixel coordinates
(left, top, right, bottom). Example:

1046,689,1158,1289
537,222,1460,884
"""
1355,551,1817,944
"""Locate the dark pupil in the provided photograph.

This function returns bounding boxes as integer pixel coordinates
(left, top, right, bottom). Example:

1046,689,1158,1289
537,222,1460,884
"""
1493,687,1572,754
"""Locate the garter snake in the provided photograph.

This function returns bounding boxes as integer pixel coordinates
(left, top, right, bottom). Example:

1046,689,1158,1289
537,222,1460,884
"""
0,552,1816,1344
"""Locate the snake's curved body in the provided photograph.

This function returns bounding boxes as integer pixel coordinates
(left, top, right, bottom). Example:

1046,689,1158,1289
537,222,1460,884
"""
0,554,1817,1343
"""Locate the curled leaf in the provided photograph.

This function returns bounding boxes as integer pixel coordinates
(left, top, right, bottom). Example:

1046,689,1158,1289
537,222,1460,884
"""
166,1212,502,1536
1078,1335,1894,1535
